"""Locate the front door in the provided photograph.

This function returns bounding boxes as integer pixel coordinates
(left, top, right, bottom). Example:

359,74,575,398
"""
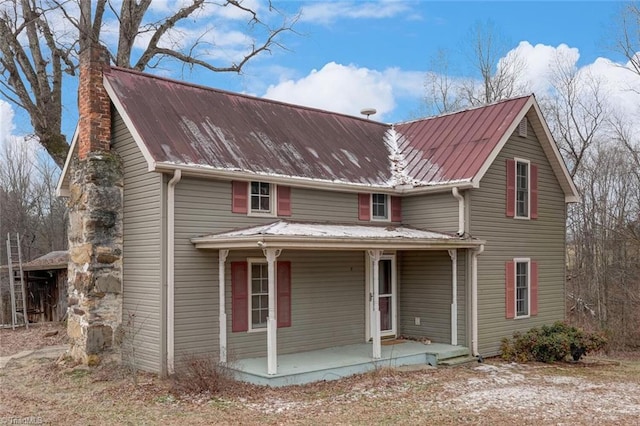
367,254,397,338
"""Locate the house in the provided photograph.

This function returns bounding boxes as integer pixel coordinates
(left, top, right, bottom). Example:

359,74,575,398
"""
57,45,578,385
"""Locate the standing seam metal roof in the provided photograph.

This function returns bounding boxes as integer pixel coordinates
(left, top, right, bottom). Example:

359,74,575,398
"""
103,66,534,188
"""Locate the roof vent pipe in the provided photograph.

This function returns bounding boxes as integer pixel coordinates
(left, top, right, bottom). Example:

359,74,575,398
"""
452,187,465,237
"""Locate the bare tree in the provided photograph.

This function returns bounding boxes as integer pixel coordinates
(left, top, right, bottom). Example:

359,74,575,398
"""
0,138,65,260
610,1,640,79
0,0,298,167
423,20,527,115
423,49,463,115
542,52,608,178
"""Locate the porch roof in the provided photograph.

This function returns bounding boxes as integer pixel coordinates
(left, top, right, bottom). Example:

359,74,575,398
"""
191,220,483,250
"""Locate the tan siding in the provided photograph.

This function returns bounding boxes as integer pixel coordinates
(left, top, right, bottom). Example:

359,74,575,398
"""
399,250,466,344
227,250,366,359
172,178,371,361
113,111,164,373
470,119,567,356
402,192,458,233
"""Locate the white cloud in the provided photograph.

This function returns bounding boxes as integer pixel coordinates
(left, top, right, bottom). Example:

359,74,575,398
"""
300,0,413,25
263,62,410,120
0,100,16,147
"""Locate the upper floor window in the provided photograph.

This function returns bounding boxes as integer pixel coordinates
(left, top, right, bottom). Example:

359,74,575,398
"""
358,193,401,222
251,181,272,214
231,181,291,217
506,158,538,220
371,193,388,220
516,160,529,218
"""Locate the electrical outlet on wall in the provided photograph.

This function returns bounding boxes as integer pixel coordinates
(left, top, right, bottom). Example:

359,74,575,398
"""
414,317,421,326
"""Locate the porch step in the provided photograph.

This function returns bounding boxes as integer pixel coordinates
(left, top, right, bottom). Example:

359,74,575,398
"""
438,355,479,366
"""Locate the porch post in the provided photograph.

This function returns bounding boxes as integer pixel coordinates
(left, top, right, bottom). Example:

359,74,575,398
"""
448,249,458,346
218,249,229,363
264,248,282,375
368,249,383,359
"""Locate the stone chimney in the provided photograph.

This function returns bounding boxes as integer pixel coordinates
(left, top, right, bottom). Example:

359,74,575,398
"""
67,43,123,366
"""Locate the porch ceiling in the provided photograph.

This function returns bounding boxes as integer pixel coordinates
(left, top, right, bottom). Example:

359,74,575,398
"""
191,220,484,250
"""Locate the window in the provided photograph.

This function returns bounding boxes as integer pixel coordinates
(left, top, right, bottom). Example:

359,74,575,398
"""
371,193,388,220
249,261,269,330
515,260,529,317
506,158,537,219
505,258,538,319
359,193,401,222
516,160,529,218
250,181,272,214
230,260,291,332
231,181,291,216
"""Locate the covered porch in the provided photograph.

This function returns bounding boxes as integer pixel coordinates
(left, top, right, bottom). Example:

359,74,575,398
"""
191,220,484,381
229,340,470,387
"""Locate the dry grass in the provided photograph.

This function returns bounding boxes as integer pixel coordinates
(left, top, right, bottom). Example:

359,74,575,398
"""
1,325,639,425
0,322,68,356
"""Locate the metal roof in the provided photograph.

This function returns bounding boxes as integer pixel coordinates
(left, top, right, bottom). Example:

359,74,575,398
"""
394,96,531,185
104,67,393,187
191,220,484,250
58,66,576,200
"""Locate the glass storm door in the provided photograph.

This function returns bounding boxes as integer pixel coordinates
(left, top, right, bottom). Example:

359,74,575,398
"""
368,256,396,338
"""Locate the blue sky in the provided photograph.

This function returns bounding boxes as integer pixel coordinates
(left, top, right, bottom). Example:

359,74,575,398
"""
0,0,637,147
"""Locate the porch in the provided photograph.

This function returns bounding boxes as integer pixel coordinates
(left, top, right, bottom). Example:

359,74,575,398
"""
228,340,470,387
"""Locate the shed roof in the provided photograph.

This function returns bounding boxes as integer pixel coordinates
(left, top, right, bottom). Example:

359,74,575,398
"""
191,220,483,250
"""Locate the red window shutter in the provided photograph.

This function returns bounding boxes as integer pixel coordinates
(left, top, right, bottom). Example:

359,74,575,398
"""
391,196,402,222
277,186,292,216
530,261,539,316
277,261,292,328
530,164,538,219
505,261,515,319
231,262,248,332
231,181,248,214
506,159,515,217
358,194,370,221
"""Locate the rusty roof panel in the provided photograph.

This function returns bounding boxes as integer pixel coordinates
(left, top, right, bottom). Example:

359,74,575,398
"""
103,66,532,189
105,67,393,186
396,96,530,184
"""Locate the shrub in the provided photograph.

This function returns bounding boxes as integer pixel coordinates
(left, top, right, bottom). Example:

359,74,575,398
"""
171,353,234,396
500,321,607,363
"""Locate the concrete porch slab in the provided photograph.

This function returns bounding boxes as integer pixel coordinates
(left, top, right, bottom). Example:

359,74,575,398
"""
228,341,469,387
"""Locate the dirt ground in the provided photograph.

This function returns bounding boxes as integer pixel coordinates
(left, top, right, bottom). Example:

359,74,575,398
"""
1,323,639,425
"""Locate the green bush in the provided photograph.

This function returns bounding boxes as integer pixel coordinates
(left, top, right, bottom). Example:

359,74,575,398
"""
500,321,607,363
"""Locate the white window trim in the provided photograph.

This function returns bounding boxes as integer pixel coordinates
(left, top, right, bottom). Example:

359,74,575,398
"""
248,182,277,217
365,253,398,340
370,193,390,222
247,257,270,333
514,157,531,220
513,257,531,319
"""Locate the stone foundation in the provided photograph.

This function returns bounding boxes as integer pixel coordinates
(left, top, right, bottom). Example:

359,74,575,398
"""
67,153,123,365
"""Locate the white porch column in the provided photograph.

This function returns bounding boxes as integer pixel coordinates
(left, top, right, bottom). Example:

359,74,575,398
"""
368,250,383,359
264,248,282,375
218,249,229,363
448,249,458,346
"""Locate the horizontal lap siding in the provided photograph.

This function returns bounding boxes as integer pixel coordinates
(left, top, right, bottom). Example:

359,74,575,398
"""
113,112,163,373
227,250,365,359
402,193,458,233
173,178,368,362
399,250,466,344
470,120,567,356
